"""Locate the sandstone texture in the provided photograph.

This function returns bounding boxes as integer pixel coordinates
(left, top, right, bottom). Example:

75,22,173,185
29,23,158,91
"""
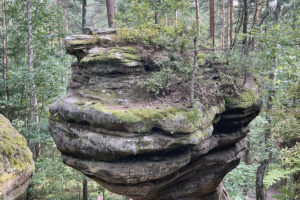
49,28,262,200
0,114,34,200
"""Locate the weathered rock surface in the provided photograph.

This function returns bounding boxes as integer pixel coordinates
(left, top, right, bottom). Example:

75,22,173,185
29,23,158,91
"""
50,29,262,200
0,114,34,200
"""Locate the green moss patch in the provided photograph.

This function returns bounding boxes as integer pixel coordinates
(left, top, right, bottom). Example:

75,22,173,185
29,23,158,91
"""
0,115,34,183
225,90,258,108
80,46,141,65
90,102,185,123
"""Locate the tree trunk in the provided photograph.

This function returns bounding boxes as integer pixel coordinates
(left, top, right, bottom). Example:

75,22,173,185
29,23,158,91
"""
83,178,88,200
1,0,9,118
82,0,87,33
242,0,248,52
221,0,225,49
106,0,115,28
244,135,250,165
256,159,269,200
174,1,178,26
229,0,233,47
190,37,198,105
195,0,200,36
57,0,63,57
226,0,230,49
27,0,36,126
209,0,215,47
251,0,261,50
64,9,69,33
155,0,161,24
255,3,282,199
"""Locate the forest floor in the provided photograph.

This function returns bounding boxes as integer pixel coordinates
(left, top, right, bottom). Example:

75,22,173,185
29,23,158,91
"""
248,188,281,200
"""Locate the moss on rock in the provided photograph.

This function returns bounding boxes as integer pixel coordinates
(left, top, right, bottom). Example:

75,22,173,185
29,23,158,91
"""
90,102,185,123
225,90,258,109
80,46,141,65
0,114,34,184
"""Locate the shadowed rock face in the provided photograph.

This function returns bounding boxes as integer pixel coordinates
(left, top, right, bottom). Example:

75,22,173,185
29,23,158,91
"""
49,29,262,200
0,114,34,200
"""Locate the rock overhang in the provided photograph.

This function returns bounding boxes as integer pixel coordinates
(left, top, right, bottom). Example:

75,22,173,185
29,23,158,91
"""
49,28,262,200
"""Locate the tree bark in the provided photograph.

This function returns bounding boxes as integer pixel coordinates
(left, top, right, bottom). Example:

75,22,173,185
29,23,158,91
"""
226,0,230,49
256,159,269,200
106,0,115,28
209,0,215,47
244,135,250,165
64,9,69,33
255,3,282,199
174,1,178,26
221,0,225,49
251,0,261,50
27,0,36,126
242,0,248,52
195,0,200,36
155,0,161,24
57,0,63,57
229,0,233,47
190,37,198,105
83,178,88,200
1,0,9,118
82,0,87,33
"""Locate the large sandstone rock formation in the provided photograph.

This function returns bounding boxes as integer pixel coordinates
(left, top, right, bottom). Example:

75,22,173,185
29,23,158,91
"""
0,114,34,200
49,29,262,200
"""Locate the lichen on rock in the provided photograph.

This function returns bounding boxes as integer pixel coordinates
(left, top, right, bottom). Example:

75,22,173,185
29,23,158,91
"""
50,28,262,200
0,114,34,200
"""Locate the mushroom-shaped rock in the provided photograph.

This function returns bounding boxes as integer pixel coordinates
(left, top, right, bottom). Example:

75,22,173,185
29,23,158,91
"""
0,114,34,200
49,29,262,200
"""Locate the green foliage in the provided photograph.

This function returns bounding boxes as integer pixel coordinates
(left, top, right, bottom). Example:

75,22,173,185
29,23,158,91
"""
264,165,300,189
31,144,125,200
224,162,258,200
144,67,174,95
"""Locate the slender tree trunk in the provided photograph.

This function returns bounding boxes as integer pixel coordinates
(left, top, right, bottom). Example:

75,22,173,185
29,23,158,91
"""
82,0,87,33
26,2,38,197
255,3,282,199
251,0,261,50
256,159,268,200
244,134,250,165
83,178,88,200
195,0,200,36
1,0,9,118
190,37,198,105
174,1,178,26
242,0,248,52
155,0,161,24
64,9,69,33
221,0,225,49
226,0,230,49
229,0,233,47
57,0,63,57
27,0,36,126
209,0,215,47
106,0,115,28
155,12,160,24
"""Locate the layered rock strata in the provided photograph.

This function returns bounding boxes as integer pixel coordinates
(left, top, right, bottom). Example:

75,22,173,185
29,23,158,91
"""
0,114,34,200
49,29,262,200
